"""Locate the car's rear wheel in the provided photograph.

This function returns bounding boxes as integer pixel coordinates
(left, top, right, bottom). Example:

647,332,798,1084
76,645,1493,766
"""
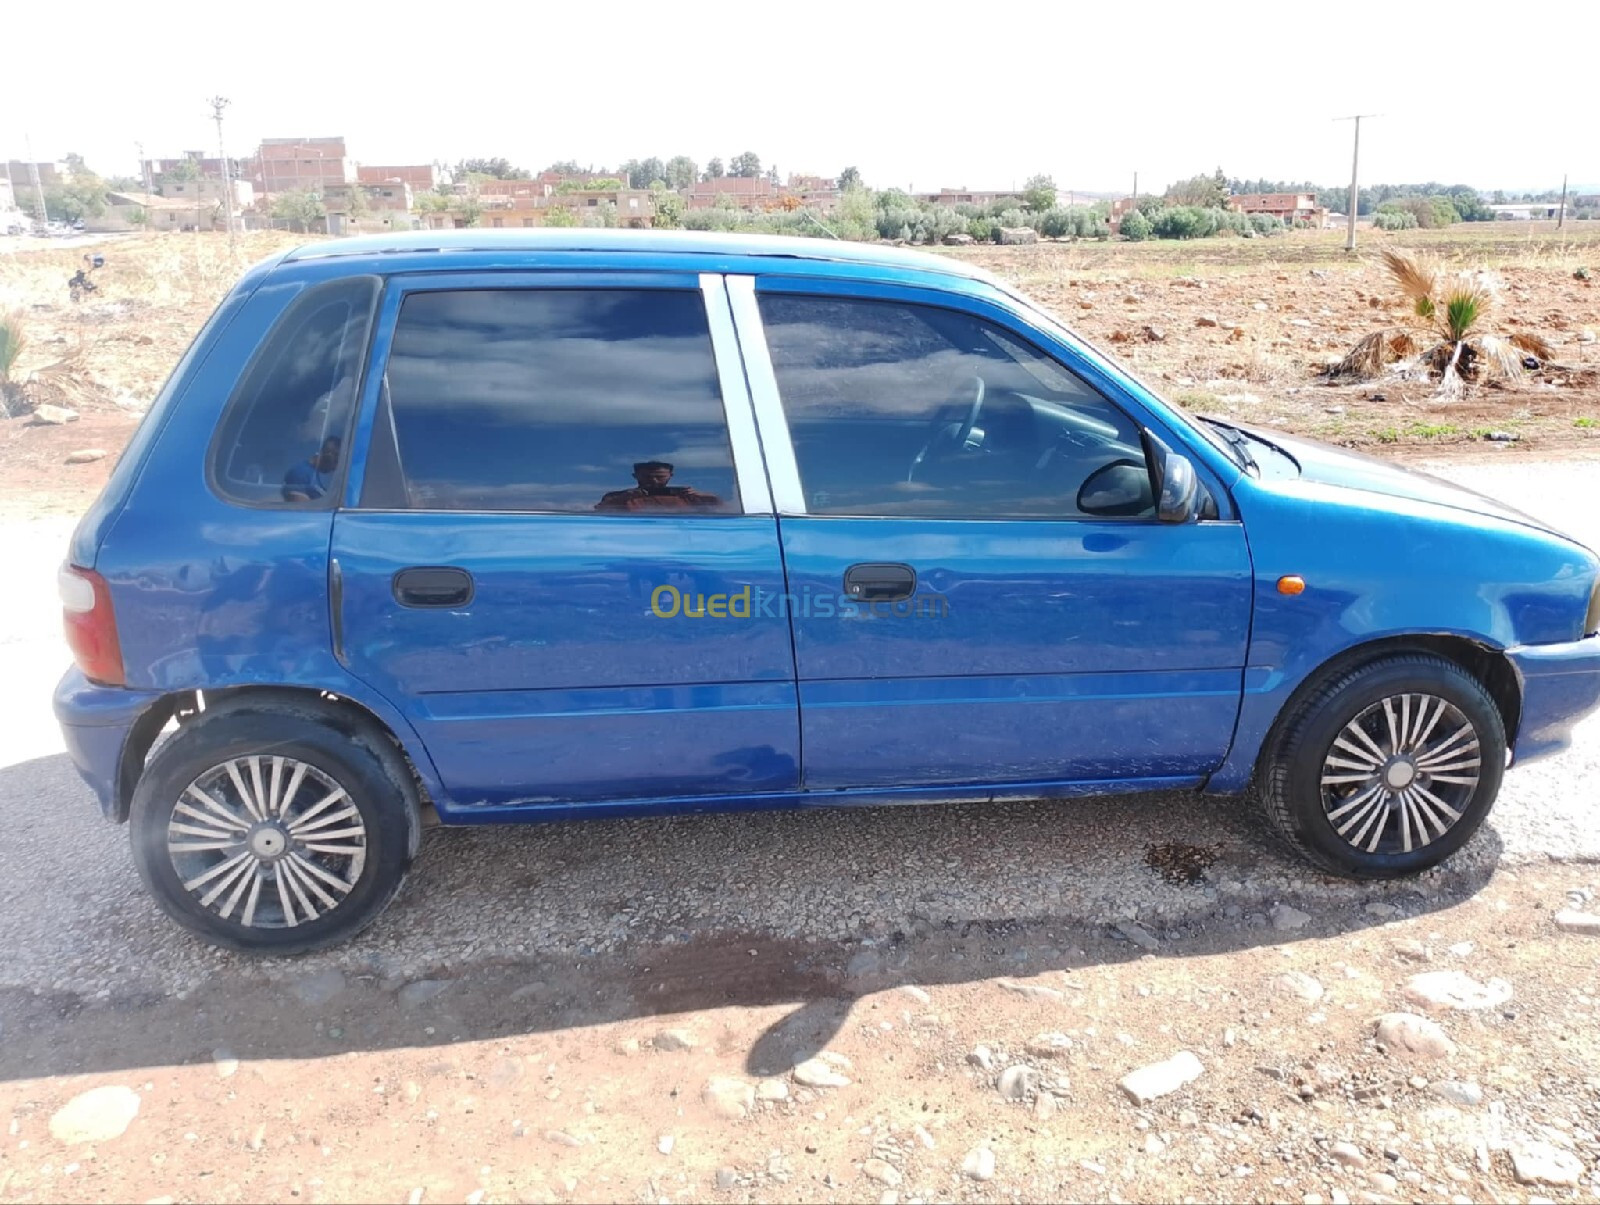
129,702,418,954
1260,654,1505,878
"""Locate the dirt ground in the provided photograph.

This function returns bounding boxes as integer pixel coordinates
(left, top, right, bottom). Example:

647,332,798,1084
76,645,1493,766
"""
2,226,1599,518
2,864,1598,1204
946,224,1600,464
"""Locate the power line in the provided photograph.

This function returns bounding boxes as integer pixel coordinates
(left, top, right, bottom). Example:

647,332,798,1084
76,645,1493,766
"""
1334,114,1380,252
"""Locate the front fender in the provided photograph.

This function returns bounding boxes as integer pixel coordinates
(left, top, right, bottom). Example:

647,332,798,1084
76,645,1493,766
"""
1207,478,1596,792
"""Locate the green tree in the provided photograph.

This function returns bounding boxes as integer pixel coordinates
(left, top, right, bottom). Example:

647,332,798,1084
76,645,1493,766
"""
652,189,685,228
455,157,530,180
43,157,108,222
703,157,725,180
344,183,371,224
626,157,665,189
543,205,577,227
1165,172,1228,209
271,190,326,230
541,160,583,176
164,157,200,183
664,156,697,190
1119,208,1152,241
838,166,863,192
1023,174,1057,212
730,151,762,179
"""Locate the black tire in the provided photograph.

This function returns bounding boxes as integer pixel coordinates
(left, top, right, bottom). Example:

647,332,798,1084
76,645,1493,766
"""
129,699,419,954
1259,653,1505,879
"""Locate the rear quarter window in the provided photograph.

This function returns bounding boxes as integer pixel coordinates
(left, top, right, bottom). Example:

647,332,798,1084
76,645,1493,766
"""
208,276,380,507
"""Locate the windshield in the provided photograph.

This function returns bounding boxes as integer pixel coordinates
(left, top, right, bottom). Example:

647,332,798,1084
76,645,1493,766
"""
995,286,1255,471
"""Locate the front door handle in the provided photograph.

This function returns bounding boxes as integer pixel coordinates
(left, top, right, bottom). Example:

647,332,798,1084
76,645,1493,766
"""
393,566,474,608
843,562,917,603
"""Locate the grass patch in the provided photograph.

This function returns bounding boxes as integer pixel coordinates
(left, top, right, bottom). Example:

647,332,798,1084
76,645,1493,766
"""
1576,417,1598,429
1404,422,1461,439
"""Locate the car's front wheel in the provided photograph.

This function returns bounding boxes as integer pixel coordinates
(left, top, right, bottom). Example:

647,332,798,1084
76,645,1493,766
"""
129,701,418,954
1260,653,1505,878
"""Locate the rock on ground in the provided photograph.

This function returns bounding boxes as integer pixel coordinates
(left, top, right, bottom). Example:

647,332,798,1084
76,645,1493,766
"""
1553,909,1600,935
49,1085,141,1144
996,1064,1037,1101
1402,970,1513,1012
1374,1012,1456,1059
792,1057,850,1088
701,1077,755,1119
1119,1051,1204,1104
1271,903,1313,930
1508,1140,1584,1186
961,1146,996,1181
1274,971,1325,1003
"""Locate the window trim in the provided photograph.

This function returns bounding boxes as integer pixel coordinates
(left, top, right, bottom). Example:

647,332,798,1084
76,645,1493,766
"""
342,270,761,517
736,282,1166,523
205,274,382,511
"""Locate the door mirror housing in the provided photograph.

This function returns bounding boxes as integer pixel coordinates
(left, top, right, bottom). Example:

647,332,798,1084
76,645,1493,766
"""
1142,431,1201,524
1077,459,1156,518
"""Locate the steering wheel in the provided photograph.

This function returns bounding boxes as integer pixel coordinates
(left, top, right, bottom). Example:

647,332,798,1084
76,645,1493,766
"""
907,375,987,483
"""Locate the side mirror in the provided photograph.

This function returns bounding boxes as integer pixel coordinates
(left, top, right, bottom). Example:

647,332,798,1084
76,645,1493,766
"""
1077,459,1155,518
1142,431,1200,524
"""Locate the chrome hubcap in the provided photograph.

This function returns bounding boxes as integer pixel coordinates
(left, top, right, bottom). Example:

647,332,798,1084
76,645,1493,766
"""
167,756,367,928
1320,692,1481,855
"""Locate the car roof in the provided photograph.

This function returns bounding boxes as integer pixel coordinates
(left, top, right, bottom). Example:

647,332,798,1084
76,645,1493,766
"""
280,228,997,284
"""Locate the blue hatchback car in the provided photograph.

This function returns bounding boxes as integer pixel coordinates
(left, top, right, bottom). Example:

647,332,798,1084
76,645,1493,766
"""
53,231,1600,952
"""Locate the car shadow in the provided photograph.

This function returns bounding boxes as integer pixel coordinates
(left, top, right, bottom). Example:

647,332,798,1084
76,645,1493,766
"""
0,751,1504,1085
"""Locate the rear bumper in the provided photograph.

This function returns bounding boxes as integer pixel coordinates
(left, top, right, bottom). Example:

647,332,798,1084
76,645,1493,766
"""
53,668,166,821
1508,635,1600,763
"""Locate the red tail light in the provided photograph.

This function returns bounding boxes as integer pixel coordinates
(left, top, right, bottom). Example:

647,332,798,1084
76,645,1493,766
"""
59,565,125,686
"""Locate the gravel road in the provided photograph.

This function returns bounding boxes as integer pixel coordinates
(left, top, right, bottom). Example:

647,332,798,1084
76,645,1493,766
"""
1,457,1597,1001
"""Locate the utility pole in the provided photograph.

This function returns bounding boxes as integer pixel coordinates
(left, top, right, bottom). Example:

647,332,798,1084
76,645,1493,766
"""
1558,174,1568,229
24,133,48,226
1132,170,1138,200
1335,114,1379,252
207,96,237,251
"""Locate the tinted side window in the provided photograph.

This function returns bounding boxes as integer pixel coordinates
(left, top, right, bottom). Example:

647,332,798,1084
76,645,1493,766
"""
759,295,1152,519
375,289,740,514
210,276,379,507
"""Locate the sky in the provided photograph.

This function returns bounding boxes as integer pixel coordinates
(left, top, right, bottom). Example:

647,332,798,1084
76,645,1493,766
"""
6,2,1597,196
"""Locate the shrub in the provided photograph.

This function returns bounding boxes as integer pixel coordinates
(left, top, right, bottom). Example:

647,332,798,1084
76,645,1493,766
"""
0,311,25,417
1038,207,1074,238
1150,205,1216,239
1248,213,1284,236
1119,209,1152,241
1373,210,1418,231
968,216,995,242
997,207,1030,231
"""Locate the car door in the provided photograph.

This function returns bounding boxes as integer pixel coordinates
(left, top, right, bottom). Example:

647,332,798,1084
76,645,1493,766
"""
330,271,799,811
726,275,1254,791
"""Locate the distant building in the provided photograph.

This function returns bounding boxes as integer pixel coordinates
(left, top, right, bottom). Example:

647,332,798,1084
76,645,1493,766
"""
5,160,59,188
914,188,1028,209
357,164,438,191
158,176,254,214
255,137,355,196
141,151,252,185
684,176,776,210
324,181,418,234
786,174,841,213
1487,202,1562,220
90,191,211,233
1228,192,1324,226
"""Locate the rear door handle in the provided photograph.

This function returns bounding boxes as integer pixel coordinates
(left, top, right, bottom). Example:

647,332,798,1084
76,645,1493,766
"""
843,562,917,603
393,566,474,608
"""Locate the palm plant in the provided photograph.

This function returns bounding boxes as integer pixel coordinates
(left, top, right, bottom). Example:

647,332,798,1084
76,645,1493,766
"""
0,311,26,418
1333,250,1550,397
